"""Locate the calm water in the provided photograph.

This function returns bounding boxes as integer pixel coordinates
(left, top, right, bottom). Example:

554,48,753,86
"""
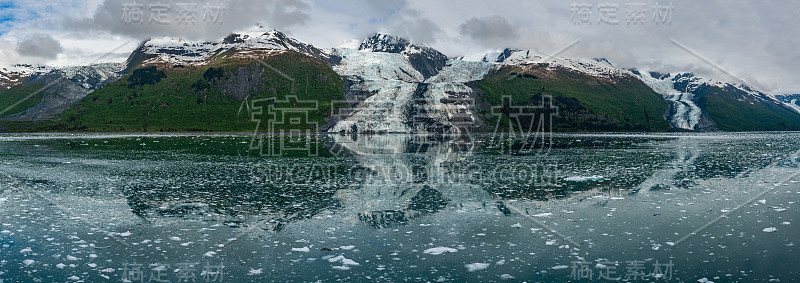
0,132,798,282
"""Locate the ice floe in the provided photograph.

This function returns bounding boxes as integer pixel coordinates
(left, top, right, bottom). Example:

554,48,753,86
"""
465,263,490,272
423,247,458,255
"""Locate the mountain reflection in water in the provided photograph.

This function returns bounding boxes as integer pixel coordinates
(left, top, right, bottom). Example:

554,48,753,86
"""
112,133,800,233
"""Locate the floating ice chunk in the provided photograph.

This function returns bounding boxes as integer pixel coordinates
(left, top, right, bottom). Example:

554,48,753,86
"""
552,265,569,270
170,237,181,241
774,208,787,212
697,278,714,283
66,255,79,261
292,247,310,252
782,222,790,225
762,227,778,233
118,231,132,237
339,245,355,250
203,251,216,257
328,255,359,266
341,258,359,266
666,242,675,246
610,197,624,200
248,268,263,275
564,175,603,182
500,274,515,280
423,247,458,255
546,240,556,246
465,263,490,272
68,275,80,281
533,212,553,217
758,200,766,204
511,223,522,228
20,247,32,253
332,265,350,270
23,259,35,266
56,263,66,269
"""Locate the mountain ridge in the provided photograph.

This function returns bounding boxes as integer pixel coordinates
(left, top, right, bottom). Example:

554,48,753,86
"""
2,28,800,132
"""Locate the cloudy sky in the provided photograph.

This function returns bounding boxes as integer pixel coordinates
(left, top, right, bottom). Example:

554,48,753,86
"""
0,0,797,93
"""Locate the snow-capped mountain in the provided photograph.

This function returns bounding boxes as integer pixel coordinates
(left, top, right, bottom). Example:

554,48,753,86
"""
356,34,448,79
630,71,792,130
465,48,622,77
2,63,124,121
0,64,51,90
3,28,800,132
127,26,329,69
2,27,330,121
328,38,800,133
462,47,797,131
775,94,800,115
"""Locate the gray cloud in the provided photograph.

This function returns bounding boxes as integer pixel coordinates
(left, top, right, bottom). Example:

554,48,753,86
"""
386,9,443,44
63,0,311,41
327,0,443,45
16,34,63,59
3,0,800,92
458,15,519,47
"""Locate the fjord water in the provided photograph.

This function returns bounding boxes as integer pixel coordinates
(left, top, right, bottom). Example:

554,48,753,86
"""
0,133,798,282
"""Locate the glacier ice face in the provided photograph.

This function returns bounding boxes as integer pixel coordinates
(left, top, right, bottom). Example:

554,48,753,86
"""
330,79,419,133
329,45,494,134
332,48,423,82
329,48,422,133
634,71,703,130
416,60,494,134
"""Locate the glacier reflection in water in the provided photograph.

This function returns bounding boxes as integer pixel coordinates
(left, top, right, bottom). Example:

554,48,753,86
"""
1,133,799,281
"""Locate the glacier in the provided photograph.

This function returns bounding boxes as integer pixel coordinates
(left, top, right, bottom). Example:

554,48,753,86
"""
634,71,703,130
328,42,493,134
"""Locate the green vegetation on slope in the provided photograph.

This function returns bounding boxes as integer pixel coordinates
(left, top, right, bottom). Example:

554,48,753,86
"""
694,85,800,131
52,52,344,132
0,82,46,118
473,65,671,132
